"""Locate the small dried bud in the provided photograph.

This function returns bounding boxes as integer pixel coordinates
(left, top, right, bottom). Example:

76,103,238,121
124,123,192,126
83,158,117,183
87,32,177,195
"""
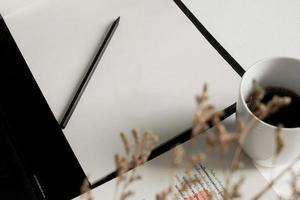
187,153,206,172
196,83,209,103
128,174,142,184
290,171,300,198
132,129,141,145
231,177,245,198
253,80,266,100
206,134,217,149
231,161,245,172
156,186,172,200
115,154,129,177
275,124,285,156
120,132,131,155
120,191,134,200
247,80,265,111
172,144,185,167
80,177,93,200
255,95,291,119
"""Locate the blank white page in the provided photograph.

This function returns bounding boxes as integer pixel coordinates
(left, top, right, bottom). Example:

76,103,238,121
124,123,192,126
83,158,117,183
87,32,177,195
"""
5,0,240,182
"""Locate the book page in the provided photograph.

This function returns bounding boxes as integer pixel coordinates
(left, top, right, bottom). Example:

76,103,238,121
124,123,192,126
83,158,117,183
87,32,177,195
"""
74,116,277,199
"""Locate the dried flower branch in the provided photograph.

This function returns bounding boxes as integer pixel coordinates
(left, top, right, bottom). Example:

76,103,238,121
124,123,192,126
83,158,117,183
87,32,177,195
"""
155,186,172,200
192,83,216,138
290,171,300,199
191,81,292,200
275,124,284,156
172,144,185,167
247,80,265,111
186,153,206,173
213,113,239,153
120,132,131,155
120,191,134,200
80,177,93,200
132,129,141,146
115,154,129,179
115,129,159,200
247,80,291,121
254,95,291,120
224,177,245,200
82,81,297,200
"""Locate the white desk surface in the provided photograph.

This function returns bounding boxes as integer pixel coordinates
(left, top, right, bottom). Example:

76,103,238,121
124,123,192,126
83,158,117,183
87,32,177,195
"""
3,0,300,199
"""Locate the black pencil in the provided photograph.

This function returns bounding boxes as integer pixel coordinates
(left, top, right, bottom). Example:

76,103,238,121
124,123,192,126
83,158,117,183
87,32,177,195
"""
60,16,120,129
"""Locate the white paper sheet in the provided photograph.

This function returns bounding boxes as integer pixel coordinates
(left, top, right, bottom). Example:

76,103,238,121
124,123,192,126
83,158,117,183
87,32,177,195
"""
5,0,240,182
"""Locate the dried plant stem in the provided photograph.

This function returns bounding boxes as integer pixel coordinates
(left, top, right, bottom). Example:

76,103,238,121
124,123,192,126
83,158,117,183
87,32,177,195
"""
223,118,256,193
253,154,300,200
80,177,93,200
229,118,258,172
114,130,159,200
109,82,295,200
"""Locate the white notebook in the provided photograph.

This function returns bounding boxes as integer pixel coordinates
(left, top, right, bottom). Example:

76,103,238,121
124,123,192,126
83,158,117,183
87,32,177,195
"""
5,0,240,182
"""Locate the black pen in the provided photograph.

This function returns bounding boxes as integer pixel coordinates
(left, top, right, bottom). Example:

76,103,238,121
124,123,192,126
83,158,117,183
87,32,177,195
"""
60,16,120,129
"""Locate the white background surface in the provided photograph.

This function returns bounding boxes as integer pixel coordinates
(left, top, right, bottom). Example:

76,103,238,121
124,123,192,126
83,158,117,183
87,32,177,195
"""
2,0,300,199
182,0,300,70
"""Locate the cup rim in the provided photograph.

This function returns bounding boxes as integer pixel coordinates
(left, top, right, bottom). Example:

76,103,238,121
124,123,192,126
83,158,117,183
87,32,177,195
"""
240,56,300,131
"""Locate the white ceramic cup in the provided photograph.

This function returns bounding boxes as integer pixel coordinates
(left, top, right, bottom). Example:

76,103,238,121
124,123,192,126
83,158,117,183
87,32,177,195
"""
237,57,300,167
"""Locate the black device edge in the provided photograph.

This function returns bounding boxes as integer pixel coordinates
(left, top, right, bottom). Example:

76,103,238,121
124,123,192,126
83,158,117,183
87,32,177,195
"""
0,15,87,199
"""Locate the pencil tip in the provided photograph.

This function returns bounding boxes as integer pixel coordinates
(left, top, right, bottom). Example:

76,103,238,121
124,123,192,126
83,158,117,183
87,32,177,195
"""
116,16,120,22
